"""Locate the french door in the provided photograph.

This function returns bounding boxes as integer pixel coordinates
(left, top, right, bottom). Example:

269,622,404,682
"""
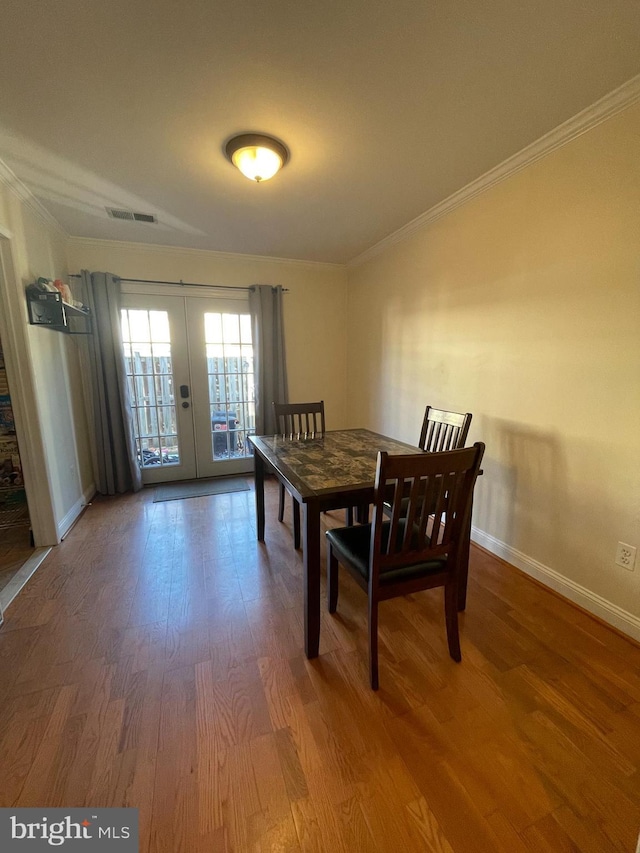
121,291,255,484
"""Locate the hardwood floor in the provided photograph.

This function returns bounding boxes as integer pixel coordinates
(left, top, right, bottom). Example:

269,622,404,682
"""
1,479,639,852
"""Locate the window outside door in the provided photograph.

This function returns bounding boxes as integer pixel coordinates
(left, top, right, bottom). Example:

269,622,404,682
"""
121,291,255,484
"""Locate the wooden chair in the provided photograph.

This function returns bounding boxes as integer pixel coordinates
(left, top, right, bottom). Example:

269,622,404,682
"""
273,400,326,440
417,406,475,609
273,401,326,549
419,406,472,452
382,405,472,520
327,443,485,689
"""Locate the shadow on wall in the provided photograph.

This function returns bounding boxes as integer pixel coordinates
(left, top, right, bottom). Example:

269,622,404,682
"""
473,416,569,572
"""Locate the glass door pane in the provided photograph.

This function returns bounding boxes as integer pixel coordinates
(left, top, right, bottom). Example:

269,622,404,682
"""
121,295,196,484
187,296,255,478
204,311,255,462
122,309,181,469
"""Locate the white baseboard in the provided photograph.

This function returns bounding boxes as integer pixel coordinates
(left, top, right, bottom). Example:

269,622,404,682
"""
58,483,96,540
471,526,640,643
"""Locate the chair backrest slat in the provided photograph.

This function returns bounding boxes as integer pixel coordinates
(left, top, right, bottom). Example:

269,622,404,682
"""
273,401,325,438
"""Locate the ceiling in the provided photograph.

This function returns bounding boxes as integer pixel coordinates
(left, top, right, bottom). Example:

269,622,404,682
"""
1,1,640,265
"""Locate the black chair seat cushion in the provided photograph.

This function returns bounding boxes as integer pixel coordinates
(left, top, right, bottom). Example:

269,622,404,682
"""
326,522,446,585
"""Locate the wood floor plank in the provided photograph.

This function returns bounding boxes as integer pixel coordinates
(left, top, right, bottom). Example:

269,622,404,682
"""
0,712,50,807
273,725,309,802
246,732,301,848
404,796,456,853
290,795,346,852
521,810,587,853
16,684,78,806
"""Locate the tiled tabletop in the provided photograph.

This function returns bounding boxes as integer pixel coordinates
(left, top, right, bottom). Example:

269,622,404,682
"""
249,428,420,498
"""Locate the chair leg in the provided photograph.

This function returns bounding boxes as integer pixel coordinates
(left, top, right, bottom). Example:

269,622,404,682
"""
356,503,369,524
278,483,286,522
293,499,301,550
368,596,379,690
444,581,462,662
458,496,474,611
346,507,354,526
327,543,339,613
457,528,471,612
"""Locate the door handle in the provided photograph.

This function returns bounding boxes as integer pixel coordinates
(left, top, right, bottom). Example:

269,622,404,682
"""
182,401,190,409
180,384,189,399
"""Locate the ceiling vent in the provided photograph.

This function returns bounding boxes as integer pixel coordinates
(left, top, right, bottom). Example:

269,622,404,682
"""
106,207,157,223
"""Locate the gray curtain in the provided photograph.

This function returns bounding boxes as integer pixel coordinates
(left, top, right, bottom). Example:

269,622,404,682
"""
81,270,142,495
249,285,288,435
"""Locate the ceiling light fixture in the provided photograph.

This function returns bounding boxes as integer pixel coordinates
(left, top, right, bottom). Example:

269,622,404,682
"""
225,133,289,182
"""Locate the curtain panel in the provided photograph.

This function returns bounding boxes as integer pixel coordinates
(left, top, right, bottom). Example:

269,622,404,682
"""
81,270,141,495
249,285,288,435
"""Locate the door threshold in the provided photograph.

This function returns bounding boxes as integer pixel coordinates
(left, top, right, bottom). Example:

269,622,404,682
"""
0,546,52,619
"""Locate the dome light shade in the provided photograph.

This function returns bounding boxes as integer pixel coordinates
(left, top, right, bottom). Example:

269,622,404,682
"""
225,133,289,182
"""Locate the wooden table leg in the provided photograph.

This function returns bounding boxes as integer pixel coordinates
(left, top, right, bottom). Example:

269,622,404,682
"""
303,500,321,658
254,451,265,541
293,499,301,550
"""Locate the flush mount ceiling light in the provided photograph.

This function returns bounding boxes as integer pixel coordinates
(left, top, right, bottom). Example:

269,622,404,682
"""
225,133,289,182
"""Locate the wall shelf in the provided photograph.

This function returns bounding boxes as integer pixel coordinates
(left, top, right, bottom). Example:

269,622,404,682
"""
26,290,91,334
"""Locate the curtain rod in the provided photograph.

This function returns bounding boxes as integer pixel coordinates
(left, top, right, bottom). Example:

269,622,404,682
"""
69,274,288,292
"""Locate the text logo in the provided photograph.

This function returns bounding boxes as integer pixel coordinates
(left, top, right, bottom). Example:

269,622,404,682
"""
0,809,138,850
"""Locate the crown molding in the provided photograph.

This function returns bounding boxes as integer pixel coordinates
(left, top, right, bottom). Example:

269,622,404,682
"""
349,73,640,268
67,236,346,271
0,156,67,237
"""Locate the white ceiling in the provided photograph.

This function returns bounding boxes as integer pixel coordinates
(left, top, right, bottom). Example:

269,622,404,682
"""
2,0,640,265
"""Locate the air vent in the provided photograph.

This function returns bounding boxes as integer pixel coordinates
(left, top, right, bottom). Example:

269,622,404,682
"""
106,207,157,223
107,207,134,220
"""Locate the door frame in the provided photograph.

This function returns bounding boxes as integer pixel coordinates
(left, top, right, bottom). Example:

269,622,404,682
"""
0,228,58,545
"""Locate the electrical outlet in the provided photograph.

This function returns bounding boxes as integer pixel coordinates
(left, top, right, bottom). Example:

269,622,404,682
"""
615,542,637,571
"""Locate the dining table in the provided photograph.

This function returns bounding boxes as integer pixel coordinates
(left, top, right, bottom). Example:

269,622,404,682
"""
248,428,477,659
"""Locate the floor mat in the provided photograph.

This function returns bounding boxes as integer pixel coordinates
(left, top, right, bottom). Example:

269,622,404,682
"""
153,478,249,502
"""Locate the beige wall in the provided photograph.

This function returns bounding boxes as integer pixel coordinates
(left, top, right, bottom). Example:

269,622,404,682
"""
66,240,349,428
347,103,640,635
0,185,93,542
